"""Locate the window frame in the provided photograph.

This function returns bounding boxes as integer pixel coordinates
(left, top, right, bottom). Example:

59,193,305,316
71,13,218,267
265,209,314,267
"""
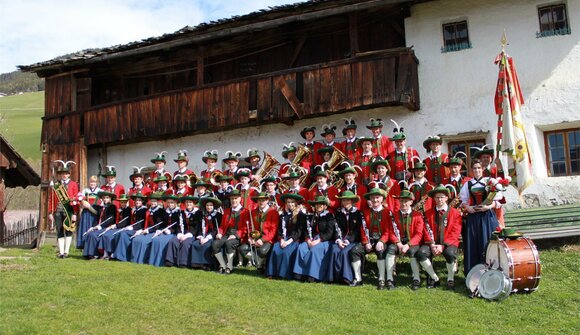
441,20,472,53
537,3,571,38
447,138,487,175
544,127,580,177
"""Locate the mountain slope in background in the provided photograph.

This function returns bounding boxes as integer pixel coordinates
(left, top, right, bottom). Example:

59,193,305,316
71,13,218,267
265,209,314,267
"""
0,71,44,95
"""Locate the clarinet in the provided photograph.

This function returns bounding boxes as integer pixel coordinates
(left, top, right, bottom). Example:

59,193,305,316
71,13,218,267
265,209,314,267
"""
281,213,287,241
307,214,313,240
201,214,206,239
335,220,343,241
361,216,371,244
390,210,401,240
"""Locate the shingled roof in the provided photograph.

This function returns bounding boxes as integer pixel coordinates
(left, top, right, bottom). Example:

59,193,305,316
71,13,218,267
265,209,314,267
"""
0,134,41,188
19,0,417,73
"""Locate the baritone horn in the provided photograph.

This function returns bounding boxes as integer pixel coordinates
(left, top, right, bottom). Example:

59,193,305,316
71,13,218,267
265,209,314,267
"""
292,144,312,166
210,171,224,186
250,151,280,187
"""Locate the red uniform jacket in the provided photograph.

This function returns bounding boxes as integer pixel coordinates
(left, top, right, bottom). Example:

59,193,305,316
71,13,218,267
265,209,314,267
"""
249,207,279,244
314,141,340,166
100,183,126,208
48,180,80,214
238,187,258,211
390,210,424,246
278,163,291,177
301,142,317,173
199,168,222,179
423,207,462,247
338,138,358,161
219,207,251,241
127,185,152,207
388,148,419,181
308,185,339,213
409,179,435,213
424,153,450,185
362,208,391,245
355,153,374,184
372,135,394,159
173,169,195,178
148,170,170,191
373,176,401,213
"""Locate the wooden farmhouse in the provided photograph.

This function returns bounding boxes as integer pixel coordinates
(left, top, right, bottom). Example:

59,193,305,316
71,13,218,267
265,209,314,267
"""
20,0,580,232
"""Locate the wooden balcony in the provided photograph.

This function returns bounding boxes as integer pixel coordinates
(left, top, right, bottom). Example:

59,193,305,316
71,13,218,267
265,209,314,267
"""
44,48,419,147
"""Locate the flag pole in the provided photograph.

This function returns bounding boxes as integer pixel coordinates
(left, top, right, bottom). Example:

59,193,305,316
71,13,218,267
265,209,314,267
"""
495,31,508,173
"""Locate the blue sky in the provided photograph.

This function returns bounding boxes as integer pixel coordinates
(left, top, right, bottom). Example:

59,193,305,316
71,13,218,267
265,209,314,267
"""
0,0,305,74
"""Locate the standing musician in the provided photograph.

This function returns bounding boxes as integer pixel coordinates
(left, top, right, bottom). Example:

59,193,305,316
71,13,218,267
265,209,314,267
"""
127,167,152,201
354,137,376,185
339,118,358,161
278,143,297,178
358,188,391,290
261,176,283,210
266,193,306,279
315,123,339,166
173,150,196,181
192,178,215,199
241,193,279,272
282,170,309,209
199,150,220,179
331,191,364,286
165,195,199,267
223,151,242,181
130,192,165,264
113,192,149,262
100,166,126,208
387,122,418,182
245,148,262,176
149,194,182,267
473,146,506,226
77,175,100,249
149,151,169,191
82,191,117,260
190,197,222,270
422,136,449,185
48,161,79,258
99,194,132,260
370,158,401,212
367,118,395,159
443,155,471,196
338,166,368,212
387,190,439,290
423,185,463,289
299,126,317,173
308,168,339,213
154,174,172,195
234,168,258,210
408,162,435,214
293,196,336,283
215,175,234,209
212,190,250,274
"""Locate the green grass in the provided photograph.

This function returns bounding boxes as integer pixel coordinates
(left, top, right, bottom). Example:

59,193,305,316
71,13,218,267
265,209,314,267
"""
0,91,44,162
0,245,578,334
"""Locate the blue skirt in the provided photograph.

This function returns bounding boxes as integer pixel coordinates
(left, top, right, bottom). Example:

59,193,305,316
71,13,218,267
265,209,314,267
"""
77,210,97,249
98,229,119,255
266,241,299,279
293,240,331,281
191,239,214,266
82,230,102,257
148,234,174,267
463,210,499,274
328,242,356,283
165,237,194,267
113,230,135,262
131,234,153,264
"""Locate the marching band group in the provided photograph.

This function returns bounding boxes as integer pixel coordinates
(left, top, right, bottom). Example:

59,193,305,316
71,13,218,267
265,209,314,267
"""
48,118,506,291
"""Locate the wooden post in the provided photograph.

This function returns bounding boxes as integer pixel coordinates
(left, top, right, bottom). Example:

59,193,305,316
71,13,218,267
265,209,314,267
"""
197,55,204,86
349,13,359,57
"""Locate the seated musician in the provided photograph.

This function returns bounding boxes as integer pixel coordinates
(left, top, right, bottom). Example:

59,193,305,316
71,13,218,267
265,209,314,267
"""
307,168,338,213
338,166,368,212
82,191,117,260
99,194,132,260
354,137,376,185
234,168,258,210
113,192,149,262
240,193,279,272
130,192,165,264
165,195,199,267
148,194,182,267
408,162,435,213
370,159,400,212
423,185,463,289
278,143,297,178
76,175,100,250
190,197,222,270
261,176,282,210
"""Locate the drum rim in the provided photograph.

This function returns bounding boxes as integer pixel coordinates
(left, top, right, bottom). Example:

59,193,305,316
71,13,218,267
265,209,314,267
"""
466,264,488,292
480,269,512,301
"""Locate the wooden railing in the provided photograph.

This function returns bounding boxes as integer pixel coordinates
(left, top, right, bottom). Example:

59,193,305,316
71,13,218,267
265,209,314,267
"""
76,48,419,146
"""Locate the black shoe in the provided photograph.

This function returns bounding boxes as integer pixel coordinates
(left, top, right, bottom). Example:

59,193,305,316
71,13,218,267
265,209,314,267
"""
447,280,455,290
427,279,441,289
349,280,363,287
218,267,225,274
63,253,69,258
386,280,395,290
377,280,386,290
57,254,64,259
411,280,421,291
307,276,317,283
224,268,232,275
164,260,174,267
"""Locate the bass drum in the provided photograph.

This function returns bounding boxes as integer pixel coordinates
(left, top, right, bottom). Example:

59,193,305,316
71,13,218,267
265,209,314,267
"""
465,264,488,294
479,269,512,301
486,237,541,292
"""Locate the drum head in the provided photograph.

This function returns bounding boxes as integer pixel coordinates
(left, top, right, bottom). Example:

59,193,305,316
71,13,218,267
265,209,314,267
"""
486,240,510,277
466,264,488,293
480,269,512,301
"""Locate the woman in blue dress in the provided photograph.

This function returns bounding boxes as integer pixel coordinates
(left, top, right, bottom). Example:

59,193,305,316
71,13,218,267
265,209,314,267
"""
113,192,149,261
165,195,199,267
130,192,165,264
459,158,501,274
148,194,182,267
329,190,364,285
190,197,222,269
293,196,336,282
82,191,117,259
76,175,101,249
99,194,132,259
266,193,305,279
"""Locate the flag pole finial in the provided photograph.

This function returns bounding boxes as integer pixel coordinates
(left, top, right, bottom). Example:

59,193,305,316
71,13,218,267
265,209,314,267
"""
501,30,508,52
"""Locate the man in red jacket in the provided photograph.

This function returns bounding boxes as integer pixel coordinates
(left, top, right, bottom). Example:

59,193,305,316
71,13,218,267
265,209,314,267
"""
48,161,79,258
423,185,463,289
100,166,126,208
339,118,358,161
386,190,440,290
367,118,394,159
308,169,338,213
240,193,280,272
422,136,449,185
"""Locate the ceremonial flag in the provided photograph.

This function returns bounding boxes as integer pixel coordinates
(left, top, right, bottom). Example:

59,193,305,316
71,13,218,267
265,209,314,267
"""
494,49,533,194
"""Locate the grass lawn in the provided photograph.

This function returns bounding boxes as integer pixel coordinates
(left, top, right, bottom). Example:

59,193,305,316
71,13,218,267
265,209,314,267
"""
0,91,44,162
0,244,578,335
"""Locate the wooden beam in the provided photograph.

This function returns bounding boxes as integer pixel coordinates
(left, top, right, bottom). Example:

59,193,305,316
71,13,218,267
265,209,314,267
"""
276,77,304,119
288,36,307,68
349,13,360,57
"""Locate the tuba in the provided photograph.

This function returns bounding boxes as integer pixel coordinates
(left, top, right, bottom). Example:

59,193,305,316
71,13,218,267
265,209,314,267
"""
324,147,349,188
292,144,312,166
52,181,76,232
250,151,280,187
